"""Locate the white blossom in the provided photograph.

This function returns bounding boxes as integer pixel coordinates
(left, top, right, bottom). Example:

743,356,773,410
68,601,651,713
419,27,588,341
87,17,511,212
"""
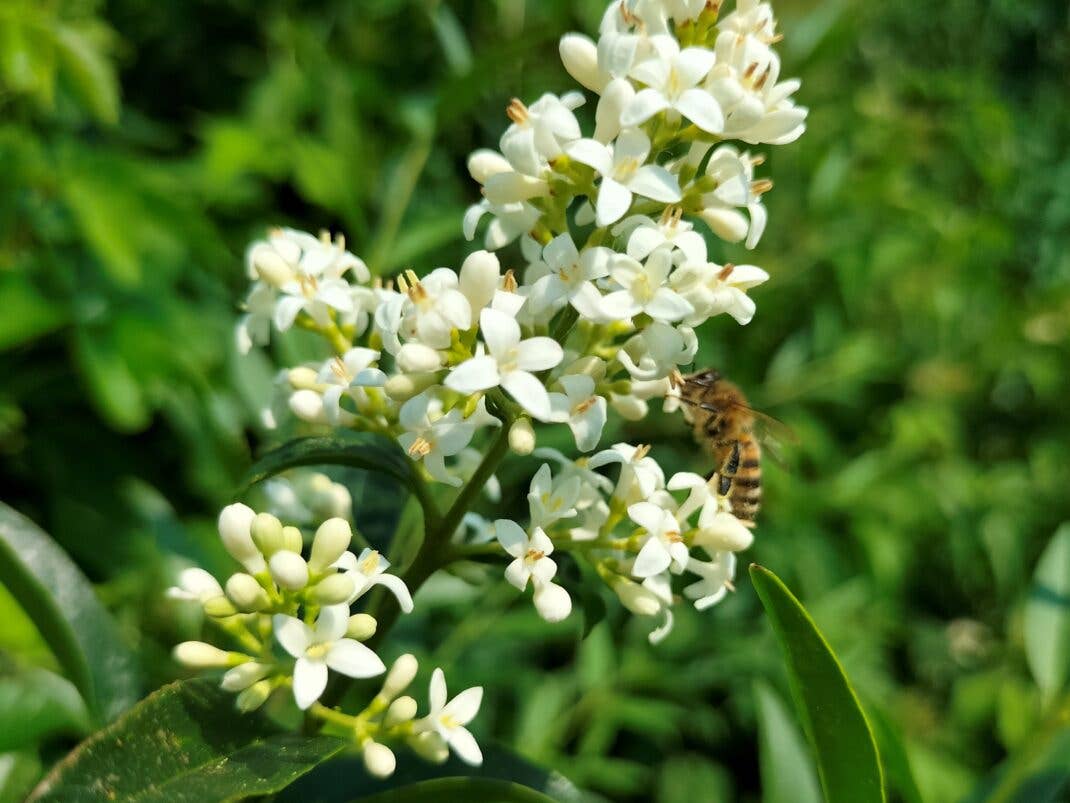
628,501,689,577
524,233,612,320
334,549,414,613
549,374,608,452
601,250,694,323
684,552,737,610
623,35,722,133
671,261,769,325
417,669,484,766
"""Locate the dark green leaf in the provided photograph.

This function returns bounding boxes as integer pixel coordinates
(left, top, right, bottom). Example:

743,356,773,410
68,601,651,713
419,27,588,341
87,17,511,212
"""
749,564,885,803
1025,524,1070,704
279,742,588,803
0,503,140,724
754,680,821,803
243,432,418,492
352,777,558,802
53,24,119,124
27,679,345,803
864,703,925,803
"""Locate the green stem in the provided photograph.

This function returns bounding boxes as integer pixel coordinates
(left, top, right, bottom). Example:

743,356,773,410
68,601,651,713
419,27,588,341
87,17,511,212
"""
985,691,1070,803
551,305,580,343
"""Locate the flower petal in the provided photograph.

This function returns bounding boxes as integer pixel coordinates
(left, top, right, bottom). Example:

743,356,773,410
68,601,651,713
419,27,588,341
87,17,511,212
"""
325,639,386,678
429,667,447,712
566,138,614,176
445,355,501,394
372,572,415,613
443,686,484,726
621,88,671,127
448,725,483,766
495,519,529,558
293,657,328,710
596,177,633,226
675,88,724,134
627,165,682,203
514,337,564,372
533,581,572,622
501,370,553,421
273,615,313,658
633,537,672,578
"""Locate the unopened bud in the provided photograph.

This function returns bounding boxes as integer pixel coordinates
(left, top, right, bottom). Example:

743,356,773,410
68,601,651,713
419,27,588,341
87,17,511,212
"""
269,550,309,590
314,573,356,605
347,613,378,641
225,573,270,612
221,662,271,692
385,372,439,402
611,393,647,421
381,653,418,700
287,366,319,389
203,596,239,618
408,730,449,764
459,250,501,315
251,513,285,556
466,149,512,184
218,503,264,573
694,511,754,552
509,418,536,455
698,207,749,243
363,741,396,779
251,245,294,287
397,343,444,373
566,355,607,381
611,576,662,617
309,518,352,571
236,679,273,712
383,695,418,728
559,33,605,92
289,389,327,422
282,525,304,554
173,641,236,668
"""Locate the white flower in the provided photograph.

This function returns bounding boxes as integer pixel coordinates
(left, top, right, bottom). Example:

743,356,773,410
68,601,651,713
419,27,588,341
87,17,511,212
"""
527,463,581,529
166,568,223,603
628,501,690,577
617,211,708,264
593,77,636,143
274,605,386,710
334,549,414,613
236,283,276,354
693,144,768,249
316,348,387,424
495,520,557,590
524,233,612,320
559,33,607,92
463,199,541,250
610,570,675,644
707,31,807,145
623,35,722,133
601,250,694,323
549,374,608,452
671,261,769,325
567,129,681,226
617,322,697,381
396,268,472,351
419,668,483,766
500,92,584,175
684,552,737,610
398,392,482,487
588,443,665,504
445,308,563,421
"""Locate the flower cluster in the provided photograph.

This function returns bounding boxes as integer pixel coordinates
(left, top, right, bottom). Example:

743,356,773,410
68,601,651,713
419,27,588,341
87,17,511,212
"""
170,504,483,774
197,0,808,780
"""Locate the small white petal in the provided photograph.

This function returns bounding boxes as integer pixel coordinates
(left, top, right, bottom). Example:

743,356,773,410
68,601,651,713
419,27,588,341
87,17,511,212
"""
325,639,386,678
533,582,573,622
596,178,633,226
293,657,328,710
448,726,483,766
445,356,501,394
273,615,313,658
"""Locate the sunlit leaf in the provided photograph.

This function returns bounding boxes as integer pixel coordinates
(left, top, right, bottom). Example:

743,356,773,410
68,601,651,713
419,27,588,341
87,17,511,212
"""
0,503,140,724
754,680,821,803
1025,524,1070,705
27,680,345,803
749,564,885,803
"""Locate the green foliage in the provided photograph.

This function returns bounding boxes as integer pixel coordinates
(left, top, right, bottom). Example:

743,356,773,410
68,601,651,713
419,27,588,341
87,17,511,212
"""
750,565,885,803
1025,525,1070,704
27,680,345,803
350,777,558,802
0,503,139,724
2,0,1070,800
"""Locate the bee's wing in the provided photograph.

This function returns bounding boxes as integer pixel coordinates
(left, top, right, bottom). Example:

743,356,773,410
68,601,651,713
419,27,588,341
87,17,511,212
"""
727,400,798,468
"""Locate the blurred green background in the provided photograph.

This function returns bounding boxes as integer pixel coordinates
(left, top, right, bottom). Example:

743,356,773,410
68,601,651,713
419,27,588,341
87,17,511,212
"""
2,0,1070,801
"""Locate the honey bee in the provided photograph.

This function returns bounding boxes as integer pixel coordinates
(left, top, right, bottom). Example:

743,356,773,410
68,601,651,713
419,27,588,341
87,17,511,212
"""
676,368,788,526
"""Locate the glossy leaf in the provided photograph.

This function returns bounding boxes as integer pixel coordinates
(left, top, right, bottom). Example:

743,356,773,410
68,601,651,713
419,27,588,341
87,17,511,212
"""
750,564,885,803
0,669,91,751
1025,524,1070,704
27,680,345,803
353,777,558,803
0,503,140,724
244,432,418,492
754,680,821,803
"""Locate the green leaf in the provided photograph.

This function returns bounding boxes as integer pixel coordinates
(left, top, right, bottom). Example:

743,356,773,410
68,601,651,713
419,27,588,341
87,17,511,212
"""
53,24,119,124
352,777,558,803
754,680,822,803
27,680,345,803
0,668,91,751
749,564,885,803
0,503,140,724
279,742,588,803
1025,524,1070,704
244,432,419,493
864,703,925,803
0,751,42,803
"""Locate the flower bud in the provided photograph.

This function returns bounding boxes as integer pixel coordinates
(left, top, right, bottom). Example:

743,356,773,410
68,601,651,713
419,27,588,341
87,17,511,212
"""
269,550,309,590
225,573,270,612
347,613,378,641
560,33,604,92
203,596,239,618
221,662,271,692
408,730,449,764
565,355,607,381
610,393,648,422
694,511,754,552
698,207,749,243
383,695,418,728
466,149,512,184
509,418,536,455
611,576,662,617
218,503,263,573
306,475,352,520
236,679,273,712
397,343,444,373
533,581,573,623
251,513,285,556
363,741,396,779
380,654,418,700
309,518,352,571
250,245,294,287
314,573,356,605
385,371,439,401
459,250,501,316
289,389,327,422
282,525,304,554
483,172,548,204
287,366,320,389
173,641,234,668
594,77,635,143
